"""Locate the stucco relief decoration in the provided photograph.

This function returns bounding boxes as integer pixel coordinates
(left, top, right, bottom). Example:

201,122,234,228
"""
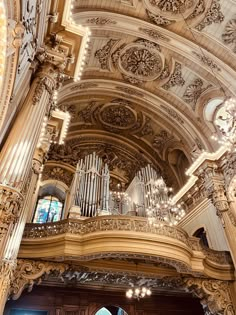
95,39,118,70
153,130,174,155
145,0,203,24
42,166,73,186
112,39,164,82
47,143,79,166
86,17,117,25
195,0,224,31
17,0,39,75
100,105,136,129
183,78,210,109
77,98,153,136
162,62,185,90
222,19,236,53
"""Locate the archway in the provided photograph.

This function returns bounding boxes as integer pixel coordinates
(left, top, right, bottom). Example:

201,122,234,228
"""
95,306,128,315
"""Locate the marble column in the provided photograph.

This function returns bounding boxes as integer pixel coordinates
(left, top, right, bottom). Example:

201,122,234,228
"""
0,62,58,311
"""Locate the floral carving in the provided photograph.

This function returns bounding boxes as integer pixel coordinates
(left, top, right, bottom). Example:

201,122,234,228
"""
153,130,174,154
42,166,73,186
192,52,221,71
10,259,68,300
95,39,118,70
222,19,236,53
47,143,79,166
70,83,98,92
188,0,205,19
0,185,24,242
86,17,117,25
149,0,194,13
120,47,162,78
100,105,136,128
162,62,185,90
195,0,224,31
146,10,172,25
122,74,143,85
138,27,170,41
183,78,210,108
160,105,184,124
115,86,144,97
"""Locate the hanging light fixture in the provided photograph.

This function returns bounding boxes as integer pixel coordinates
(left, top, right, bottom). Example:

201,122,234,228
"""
110,190,131,215
145,177,185,227
211,97,236,152
126,285,152,300
125,263,152,300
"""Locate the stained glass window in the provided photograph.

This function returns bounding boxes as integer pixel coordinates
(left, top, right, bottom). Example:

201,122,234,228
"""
33,195,63,224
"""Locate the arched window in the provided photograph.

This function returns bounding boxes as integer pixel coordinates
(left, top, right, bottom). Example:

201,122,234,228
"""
32,184,66,223
95,306,128,315
193,227,209,248
95,308,112,315
33,195,63,223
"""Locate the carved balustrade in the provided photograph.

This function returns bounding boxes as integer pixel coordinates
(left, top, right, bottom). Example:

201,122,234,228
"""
21,216,234,276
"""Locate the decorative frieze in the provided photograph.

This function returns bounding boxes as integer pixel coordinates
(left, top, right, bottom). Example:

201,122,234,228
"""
86,17,117,25
0,185,24,242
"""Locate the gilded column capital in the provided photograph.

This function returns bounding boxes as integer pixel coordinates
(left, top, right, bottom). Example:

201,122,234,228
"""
184,278,235,315
0,185,24,242
10,259,69,300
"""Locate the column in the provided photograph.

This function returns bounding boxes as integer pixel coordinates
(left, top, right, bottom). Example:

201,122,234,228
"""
0,62,57,311
199,162,236,267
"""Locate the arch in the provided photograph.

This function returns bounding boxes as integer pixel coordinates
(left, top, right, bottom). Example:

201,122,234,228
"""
94,306,128,315
193,227,209,248
32,183,66,224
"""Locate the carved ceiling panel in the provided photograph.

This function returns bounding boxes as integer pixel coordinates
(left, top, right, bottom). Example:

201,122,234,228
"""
56,0,236,190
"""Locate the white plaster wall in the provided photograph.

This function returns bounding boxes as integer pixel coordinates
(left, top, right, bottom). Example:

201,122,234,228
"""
180,200,229,251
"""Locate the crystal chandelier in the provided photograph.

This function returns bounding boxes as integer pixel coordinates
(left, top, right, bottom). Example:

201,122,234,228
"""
126,286,152,299
211,97,236,151
145,177,185,227
110,190,131,214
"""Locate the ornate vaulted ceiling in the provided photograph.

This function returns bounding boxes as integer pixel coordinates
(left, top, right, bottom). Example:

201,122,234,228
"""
52,0,236,190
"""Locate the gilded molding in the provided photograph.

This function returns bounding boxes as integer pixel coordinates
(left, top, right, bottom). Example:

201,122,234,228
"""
184,278,235,315
10,259,69,300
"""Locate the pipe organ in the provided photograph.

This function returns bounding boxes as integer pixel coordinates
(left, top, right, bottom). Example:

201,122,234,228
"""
70,152,110,217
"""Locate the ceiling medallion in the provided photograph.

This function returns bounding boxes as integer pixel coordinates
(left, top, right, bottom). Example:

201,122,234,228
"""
100,104,137,129
113,40,164,81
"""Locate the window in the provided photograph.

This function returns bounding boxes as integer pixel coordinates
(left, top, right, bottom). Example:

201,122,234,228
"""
95,308,112,315
9,310,48,315
33,195,63,224
193,227,209,248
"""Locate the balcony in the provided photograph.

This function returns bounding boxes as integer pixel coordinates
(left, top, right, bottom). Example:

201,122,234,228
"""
20,216,234,280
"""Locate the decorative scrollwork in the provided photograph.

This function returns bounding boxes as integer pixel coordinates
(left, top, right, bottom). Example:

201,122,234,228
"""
10,259,69,300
